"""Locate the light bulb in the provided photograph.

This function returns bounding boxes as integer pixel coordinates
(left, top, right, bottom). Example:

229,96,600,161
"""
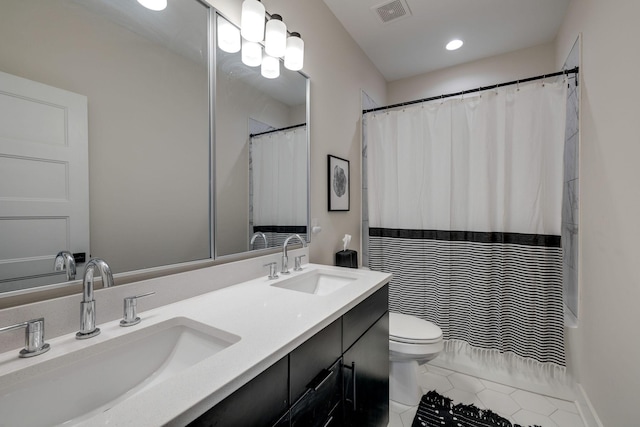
137,0,167,11
265,14,287,58
261,53,280,79
446,39,464,51
217,16,241,53
284,32,304,71
242,40,262,67
241,0,266,43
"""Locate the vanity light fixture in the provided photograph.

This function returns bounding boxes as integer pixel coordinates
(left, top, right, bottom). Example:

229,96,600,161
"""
265,14,287,57
261,53,280,79
446,39,464,51
217,15,241,53
241,0,266,43
136,0,167,11
284,32,304,71
242,39,263,67
236,2,305,76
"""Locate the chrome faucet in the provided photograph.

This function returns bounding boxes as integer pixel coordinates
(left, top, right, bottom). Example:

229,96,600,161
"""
281,234,307,274
250,231,268,249
54,251,76,281
77,258,114,340
0,318,50,358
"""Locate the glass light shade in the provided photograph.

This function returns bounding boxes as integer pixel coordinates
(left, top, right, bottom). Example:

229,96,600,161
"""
284,33,304,71
217,16,241,53
241,0,265,43
261,54,280,79
264,15,287,58
242,40,262,67
137,0,167,11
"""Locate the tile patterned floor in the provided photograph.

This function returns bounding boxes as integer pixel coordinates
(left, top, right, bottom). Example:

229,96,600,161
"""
388,365,585,427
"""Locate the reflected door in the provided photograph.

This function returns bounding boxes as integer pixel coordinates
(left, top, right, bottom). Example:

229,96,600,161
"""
0,71,89,292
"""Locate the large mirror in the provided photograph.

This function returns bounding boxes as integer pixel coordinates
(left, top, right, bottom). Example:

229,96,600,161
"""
214,14,309,258
0,1,309,297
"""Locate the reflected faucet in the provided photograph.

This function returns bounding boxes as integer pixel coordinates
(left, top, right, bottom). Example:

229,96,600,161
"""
250,231,268,249
54,251,76,281
281,234,307,274
77,258,114,340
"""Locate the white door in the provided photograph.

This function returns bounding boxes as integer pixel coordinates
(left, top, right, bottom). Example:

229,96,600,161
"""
0,71,89,292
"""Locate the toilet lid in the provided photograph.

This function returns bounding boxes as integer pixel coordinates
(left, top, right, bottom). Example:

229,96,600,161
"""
389,312,443,344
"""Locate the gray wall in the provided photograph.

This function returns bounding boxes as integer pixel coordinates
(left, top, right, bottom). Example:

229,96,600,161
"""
0,0,210,274
556,0,640,424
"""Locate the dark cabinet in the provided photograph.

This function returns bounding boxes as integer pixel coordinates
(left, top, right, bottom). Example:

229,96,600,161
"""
343,285,388,351
291,358,343,427
188,285,389,427
290,318,342,404
189,356,289,427
343,312,389,427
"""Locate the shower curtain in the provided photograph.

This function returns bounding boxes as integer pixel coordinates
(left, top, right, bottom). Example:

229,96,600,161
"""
251,126,307,247
366,81,567,370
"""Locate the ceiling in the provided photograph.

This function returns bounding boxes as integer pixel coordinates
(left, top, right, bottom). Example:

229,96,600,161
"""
322,0,571,82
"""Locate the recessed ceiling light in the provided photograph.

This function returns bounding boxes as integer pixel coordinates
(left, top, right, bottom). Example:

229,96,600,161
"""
137,0,167,11
446,39,463,51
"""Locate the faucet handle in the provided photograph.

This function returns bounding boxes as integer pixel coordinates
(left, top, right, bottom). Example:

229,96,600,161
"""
294,255,306,271
264,262,279,280
120,292,155,327
0,318,50,358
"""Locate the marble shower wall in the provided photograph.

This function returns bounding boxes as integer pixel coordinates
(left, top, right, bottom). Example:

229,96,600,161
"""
562,36,581,321
361,90,379,267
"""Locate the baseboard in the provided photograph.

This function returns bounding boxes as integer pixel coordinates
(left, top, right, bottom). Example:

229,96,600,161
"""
575,383,604,427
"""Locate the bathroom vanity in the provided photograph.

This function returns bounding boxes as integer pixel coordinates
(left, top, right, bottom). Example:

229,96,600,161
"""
191,284,389,427
0,262,391,426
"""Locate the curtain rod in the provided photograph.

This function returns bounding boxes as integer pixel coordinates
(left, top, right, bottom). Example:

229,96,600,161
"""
250,123,306,138
363,66,580,114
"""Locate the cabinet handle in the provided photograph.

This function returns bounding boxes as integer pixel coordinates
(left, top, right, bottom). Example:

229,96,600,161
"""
307,368,334,392
352,362,357,411
322,416,334,427
343,361,357,411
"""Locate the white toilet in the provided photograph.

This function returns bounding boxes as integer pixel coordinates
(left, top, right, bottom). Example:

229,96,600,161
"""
389,312,444,406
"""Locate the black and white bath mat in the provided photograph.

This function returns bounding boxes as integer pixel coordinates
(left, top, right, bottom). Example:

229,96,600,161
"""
411,390,541,427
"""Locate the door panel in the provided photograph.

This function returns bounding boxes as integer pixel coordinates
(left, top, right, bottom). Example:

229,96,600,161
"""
0,70,89,292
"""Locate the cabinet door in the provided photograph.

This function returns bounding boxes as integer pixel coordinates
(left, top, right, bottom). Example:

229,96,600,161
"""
343,285,388,352
290,317,342,404
189,356,289,427
343,312,389,427
291,358,343,427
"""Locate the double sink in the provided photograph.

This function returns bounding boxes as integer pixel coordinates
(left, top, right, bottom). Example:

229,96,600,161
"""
0,267,357,426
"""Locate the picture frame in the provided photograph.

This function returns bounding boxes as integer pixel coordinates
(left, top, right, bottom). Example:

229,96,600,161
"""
328,155,350,211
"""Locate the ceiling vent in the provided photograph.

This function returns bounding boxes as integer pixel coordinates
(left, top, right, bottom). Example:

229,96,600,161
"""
371,0,411,24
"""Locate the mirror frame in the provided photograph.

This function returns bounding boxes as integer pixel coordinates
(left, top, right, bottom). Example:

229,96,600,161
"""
0,3,310,308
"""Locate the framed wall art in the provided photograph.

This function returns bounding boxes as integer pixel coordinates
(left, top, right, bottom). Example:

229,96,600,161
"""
328,155,350,211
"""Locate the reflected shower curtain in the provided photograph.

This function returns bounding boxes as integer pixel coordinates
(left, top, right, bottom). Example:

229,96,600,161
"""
251,126,307,247
366,81,567,370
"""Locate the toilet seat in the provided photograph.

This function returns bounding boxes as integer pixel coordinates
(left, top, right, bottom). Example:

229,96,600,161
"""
389,312,442,344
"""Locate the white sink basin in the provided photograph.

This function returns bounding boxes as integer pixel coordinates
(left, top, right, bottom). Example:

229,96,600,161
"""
0,317,239,426
272,269,357,295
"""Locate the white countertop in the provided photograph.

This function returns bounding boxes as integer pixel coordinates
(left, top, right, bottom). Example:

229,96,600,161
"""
0,263,391,426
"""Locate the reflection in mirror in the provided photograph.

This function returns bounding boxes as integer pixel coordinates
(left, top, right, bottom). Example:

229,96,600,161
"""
0,0,211,294
215,14,309,257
